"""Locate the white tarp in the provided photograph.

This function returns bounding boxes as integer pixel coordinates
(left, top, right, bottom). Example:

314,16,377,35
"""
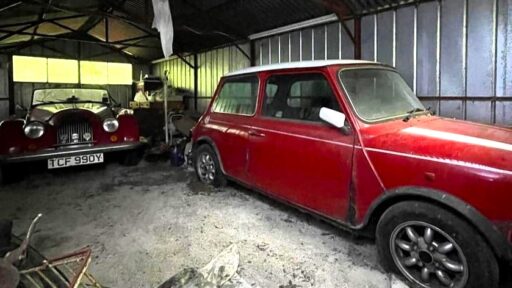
152,0,174,58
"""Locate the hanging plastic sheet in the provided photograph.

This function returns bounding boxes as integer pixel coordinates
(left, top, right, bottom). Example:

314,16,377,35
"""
152,0,174,58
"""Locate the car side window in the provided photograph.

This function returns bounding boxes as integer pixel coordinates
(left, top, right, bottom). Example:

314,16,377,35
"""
212,75,259,115
262,73,340,122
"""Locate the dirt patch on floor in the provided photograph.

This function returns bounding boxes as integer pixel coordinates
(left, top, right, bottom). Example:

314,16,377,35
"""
0,161,403,288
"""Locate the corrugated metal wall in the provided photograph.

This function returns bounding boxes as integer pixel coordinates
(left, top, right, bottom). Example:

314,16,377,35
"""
152,44,250,112
152,0,512,125
0,54,9,120
253,20,355,65
7,39,149,110
253,0,511,124
361,0,512,125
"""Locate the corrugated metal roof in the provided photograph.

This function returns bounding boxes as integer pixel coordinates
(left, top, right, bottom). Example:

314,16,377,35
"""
347,0,422,15
0,0,432,61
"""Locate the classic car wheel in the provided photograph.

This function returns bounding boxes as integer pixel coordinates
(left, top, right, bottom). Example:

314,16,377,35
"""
194,144,226,187
0,165,23,185
376,201,499,288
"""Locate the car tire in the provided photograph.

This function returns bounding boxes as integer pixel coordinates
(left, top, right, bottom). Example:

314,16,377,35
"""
0,164,23,185
120,149,143,166
376,201,499,288
193,144,226,187
0,166,3,185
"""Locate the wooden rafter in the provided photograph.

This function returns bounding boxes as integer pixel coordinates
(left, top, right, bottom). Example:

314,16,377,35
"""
23,0,158,37
0,14,86,28
181,0,246,40
0,1,22,13
320,0,362,59
0,28,158,48
321,0,356,43
0,23,37,42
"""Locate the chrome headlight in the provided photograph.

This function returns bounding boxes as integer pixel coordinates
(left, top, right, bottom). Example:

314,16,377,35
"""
103,118,119,132
24,122,45,139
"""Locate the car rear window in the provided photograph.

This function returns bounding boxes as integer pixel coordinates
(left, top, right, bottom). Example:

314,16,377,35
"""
212,75,259,115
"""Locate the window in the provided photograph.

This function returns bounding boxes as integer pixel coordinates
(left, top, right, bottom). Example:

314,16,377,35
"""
339,69,424,122
48,58,79,84
80,61,108,85
263,73,339,122
107,62,133,85
12,55,133,85
212,76,259,115
13,56,47,83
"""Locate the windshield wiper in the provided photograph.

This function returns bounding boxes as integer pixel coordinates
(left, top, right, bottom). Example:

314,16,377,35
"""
403,107,430,122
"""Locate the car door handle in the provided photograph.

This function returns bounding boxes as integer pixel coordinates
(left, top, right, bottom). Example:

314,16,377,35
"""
248,130,265,137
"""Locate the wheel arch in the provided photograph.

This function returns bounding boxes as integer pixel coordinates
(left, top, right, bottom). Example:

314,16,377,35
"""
362,186,512,263
193,136,226,174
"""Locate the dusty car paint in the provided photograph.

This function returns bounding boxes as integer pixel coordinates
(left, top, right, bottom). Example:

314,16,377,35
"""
192,61,512,264
0,88,141,165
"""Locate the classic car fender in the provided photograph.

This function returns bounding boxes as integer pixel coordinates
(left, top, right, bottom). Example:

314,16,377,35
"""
0,119,57,155
117,114,140,142
192,136,227,174
362,186,512,263
0,120,26,155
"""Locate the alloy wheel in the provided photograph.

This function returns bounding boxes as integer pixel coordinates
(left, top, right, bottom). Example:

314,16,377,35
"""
196,152,216,184
389,221,469,288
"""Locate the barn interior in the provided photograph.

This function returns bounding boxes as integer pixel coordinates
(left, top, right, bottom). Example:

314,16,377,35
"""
0,1,511,287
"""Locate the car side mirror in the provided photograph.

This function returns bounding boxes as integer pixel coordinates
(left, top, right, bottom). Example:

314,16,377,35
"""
319,107,350,135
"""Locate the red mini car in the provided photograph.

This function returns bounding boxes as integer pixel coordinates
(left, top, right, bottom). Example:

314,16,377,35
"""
0,88,143,181
192,60,512,288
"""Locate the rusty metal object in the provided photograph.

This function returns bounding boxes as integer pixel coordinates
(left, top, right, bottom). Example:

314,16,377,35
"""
4,214,42,266
0,214,103,288
19,247,102,288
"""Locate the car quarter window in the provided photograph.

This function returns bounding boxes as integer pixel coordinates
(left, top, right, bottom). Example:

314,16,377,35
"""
212,75,259,115
262,73,340,122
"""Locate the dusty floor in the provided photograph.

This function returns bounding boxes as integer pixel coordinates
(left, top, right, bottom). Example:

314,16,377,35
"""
1,160,409,287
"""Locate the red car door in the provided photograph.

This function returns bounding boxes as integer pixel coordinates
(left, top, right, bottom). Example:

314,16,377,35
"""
247,72,355,221
205,75,259,181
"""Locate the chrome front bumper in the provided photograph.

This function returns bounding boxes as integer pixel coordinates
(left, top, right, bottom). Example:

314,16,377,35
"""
0,142,143,164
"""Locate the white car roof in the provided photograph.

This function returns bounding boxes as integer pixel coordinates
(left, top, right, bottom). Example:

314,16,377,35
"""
225,60,383,77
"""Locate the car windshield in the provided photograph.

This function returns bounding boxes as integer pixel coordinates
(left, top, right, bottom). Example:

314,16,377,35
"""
32,88,109,105
339,68,425,122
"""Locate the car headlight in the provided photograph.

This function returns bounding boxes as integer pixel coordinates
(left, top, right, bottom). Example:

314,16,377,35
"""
24,122,45,139
103,118,119,132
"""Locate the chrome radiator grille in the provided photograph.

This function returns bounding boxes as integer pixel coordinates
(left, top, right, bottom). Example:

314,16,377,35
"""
57,121,93,145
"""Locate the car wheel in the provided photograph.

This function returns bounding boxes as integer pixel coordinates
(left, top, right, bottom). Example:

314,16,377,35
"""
376,201,499,288
194,144,226,187
120,149,143,166
0,165,23,185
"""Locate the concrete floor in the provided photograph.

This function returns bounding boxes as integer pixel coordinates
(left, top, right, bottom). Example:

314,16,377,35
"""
0,160,412,287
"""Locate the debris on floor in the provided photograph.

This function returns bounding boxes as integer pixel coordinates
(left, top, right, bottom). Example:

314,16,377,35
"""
0,214,103,288
0,161,407,287
157,244,251,288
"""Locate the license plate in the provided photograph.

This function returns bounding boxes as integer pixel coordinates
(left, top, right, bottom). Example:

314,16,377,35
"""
48,153,104,169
